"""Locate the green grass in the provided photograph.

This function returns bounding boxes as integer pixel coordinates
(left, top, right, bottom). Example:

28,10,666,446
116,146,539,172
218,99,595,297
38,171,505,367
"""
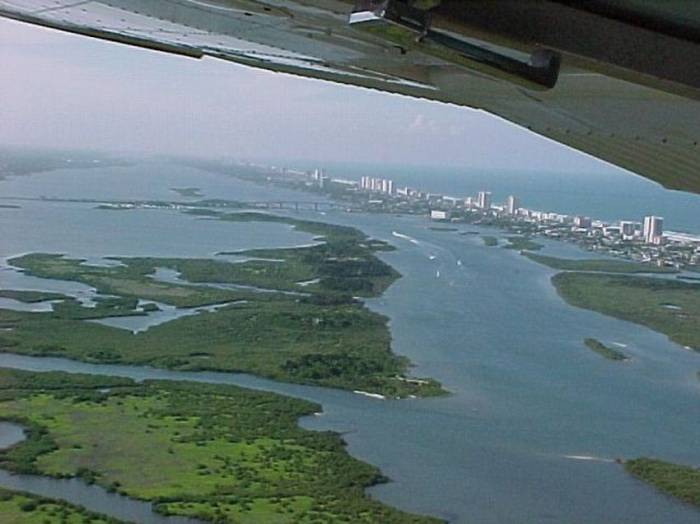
0,297,441,397
0,290,68,303
216,212,399,297
583,338,628,361
0,488,124,524
481,236,498,247
625,458,700,508
0,368,443,523
503,236,543,251
428,226,457,232
552,273,700,351
523,253,675,273
2,214,444,398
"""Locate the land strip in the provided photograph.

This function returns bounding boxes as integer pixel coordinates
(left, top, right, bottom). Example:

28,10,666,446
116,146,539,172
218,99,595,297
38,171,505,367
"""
552,273,700,351
0,487,125,524
625,458,700,508
583,338,628,361
0,368,442,523
523,253,675,273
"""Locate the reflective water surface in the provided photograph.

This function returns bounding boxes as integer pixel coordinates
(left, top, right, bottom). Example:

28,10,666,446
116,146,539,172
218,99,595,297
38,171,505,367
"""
0,162,698,524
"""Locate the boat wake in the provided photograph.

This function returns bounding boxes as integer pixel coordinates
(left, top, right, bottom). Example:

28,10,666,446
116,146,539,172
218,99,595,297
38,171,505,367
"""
392,231,419,245
563,454,616,463
353,390,386,400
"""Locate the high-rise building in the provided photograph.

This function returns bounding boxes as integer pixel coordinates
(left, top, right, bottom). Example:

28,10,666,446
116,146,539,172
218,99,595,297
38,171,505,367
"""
643,216,664,244
477,191,492,210
574,216,592,228
505,195,519,215
619,221,637,239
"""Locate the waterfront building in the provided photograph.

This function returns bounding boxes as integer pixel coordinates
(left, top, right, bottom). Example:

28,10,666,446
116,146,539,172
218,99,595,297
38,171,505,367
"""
574,216,592,228
505,195,519,215
643,216,664,244
619,220,637,239
362,177,394,195
477,191,491,209
430,210,448,221
603,226,621,237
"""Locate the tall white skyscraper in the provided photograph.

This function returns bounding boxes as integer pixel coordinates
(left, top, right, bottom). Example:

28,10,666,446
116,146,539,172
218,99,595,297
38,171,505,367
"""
643,216,663,244
477,191,491,210
505,195,519,215
619,221,637,239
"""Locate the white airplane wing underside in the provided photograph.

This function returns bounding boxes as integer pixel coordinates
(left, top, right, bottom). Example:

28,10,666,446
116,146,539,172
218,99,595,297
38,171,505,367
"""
2,0,700,193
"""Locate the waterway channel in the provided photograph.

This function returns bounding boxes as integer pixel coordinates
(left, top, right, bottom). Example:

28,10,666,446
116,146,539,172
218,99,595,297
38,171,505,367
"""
0,162,698,523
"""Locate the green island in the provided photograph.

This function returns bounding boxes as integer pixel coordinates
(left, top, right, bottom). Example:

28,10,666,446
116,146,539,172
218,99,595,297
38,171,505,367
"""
583,338,628,361
481,236,498,247
552,273,700,351
523,252,675,273
1,213,444,398
624,458,700,508
0,290,69,303
171,187,204,198
503,236,543,251
0,368,442,523
427,226,458,232
0,487,123,524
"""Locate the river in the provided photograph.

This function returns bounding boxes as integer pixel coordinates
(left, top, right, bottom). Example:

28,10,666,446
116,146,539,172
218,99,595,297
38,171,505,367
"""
0,161,698,523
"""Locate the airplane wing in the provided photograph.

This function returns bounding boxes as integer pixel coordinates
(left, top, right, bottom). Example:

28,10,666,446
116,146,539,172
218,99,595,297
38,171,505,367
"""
2,0,699,193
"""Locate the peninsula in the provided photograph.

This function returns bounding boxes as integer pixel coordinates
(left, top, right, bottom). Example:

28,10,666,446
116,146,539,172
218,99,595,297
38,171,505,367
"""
0,367,442,523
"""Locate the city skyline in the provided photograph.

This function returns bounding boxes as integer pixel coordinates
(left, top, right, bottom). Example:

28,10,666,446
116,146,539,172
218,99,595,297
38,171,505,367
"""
319,169,681,244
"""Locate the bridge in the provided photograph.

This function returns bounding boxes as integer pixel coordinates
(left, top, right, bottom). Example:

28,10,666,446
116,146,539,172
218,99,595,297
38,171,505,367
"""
241,200,346,211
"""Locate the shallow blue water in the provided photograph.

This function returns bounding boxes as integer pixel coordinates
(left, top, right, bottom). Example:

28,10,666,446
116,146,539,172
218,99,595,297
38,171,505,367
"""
0,162,698,524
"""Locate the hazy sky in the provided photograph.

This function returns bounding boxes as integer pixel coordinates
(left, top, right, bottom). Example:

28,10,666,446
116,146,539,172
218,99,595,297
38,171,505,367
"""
0,17,623,174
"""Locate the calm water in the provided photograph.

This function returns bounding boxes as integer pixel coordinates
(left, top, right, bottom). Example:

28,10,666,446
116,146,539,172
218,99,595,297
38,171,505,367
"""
0,162,698,524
